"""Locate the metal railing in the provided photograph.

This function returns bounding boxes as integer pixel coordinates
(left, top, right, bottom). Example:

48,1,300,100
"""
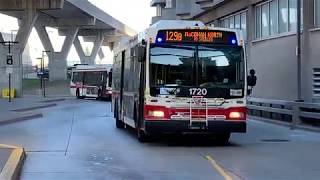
247,97,320,129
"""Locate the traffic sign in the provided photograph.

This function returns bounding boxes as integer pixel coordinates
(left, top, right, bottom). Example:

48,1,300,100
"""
6,66,13,74
6,54,13,65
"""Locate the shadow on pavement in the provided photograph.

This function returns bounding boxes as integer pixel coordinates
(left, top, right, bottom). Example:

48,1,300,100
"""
124,127,241,147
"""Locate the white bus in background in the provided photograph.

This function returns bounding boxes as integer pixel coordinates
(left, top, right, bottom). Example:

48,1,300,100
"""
70,64,112,100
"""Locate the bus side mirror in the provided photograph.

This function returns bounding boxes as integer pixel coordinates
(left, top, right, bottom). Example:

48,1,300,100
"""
141,39,146,45
247,69,257,87
137,45,146,62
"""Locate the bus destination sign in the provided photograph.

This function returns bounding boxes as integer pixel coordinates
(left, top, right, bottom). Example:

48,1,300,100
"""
157,30,237,44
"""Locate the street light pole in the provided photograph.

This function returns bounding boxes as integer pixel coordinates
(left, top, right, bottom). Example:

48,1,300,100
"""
296,0,302,102
37,58,43,92
42,50,50,98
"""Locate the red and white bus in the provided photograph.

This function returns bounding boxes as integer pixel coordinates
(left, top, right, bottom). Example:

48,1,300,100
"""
112,20,256,143
70,64,112,100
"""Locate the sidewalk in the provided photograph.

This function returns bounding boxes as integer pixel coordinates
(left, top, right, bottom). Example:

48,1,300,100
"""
0,95,69,125
0,145,25,180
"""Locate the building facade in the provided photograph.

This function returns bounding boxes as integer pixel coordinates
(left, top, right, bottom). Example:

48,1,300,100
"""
151,0,203,23
151,0,320,103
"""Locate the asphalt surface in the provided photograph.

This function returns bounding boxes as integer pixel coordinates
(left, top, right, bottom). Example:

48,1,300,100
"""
0,99,319,180
0,148,12,172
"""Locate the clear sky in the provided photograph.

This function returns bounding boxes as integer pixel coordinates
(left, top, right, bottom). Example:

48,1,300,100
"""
0,0,155,65
89,0,155,32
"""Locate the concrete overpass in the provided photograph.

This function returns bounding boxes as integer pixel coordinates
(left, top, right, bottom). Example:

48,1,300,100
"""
0,0,136,97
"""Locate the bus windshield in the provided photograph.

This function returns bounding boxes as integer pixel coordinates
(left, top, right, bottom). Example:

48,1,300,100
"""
150,43,245,98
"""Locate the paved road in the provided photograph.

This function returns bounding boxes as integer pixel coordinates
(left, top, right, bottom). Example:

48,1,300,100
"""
0,99,319,180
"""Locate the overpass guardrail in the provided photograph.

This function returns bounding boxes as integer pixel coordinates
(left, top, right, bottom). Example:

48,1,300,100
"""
247,97,320,129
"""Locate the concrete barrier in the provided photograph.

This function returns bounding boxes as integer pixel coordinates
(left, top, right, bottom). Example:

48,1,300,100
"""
0,144,26,180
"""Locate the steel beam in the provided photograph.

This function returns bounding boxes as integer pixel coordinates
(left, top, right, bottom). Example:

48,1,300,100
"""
58,29,116,36
0,0,64,11
36,16,96,27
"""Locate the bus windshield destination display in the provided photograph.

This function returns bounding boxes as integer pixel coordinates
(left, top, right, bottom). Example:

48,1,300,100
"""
156,30,237,45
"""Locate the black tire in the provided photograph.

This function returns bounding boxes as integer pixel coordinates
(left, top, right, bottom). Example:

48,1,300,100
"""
133,103,148,143
137,127,148,143
116,118,125,129
115,104,124,129
136,120,150,143
215,133,231,145
76,89,80,99
97,89,102,100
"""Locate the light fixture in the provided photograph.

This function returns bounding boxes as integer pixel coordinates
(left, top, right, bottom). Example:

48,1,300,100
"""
148,110,165,118
229,112,243,119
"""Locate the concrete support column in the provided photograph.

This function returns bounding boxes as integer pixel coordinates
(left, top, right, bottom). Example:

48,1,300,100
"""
74,32,104,65
0,7,38,97
98,49,105,60
35,24,79,81
0,33,8,96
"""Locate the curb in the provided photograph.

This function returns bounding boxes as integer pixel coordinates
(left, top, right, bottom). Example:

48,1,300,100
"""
39,98,66,103
0,146,25,180
249,115,320,133
0,113,43,126
12,104,57,112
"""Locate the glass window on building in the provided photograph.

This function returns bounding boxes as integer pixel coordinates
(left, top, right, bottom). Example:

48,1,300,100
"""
256,5,261,38
241,12,247,39
289,0,297,31
224,18,229,28
270,0,279,35
279,0,289,33
235,14,241,29
255,0,302,39
261,3,270,37
166,0,172,8
316,0,320,26
229,16,235,28
218,11,247,39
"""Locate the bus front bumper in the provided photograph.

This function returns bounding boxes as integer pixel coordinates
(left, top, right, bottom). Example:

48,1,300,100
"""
144,120,246,134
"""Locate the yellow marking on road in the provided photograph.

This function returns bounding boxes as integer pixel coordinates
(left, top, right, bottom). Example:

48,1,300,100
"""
205,155,233,180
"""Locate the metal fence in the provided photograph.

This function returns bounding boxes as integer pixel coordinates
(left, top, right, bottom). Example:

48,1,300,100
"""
247,97,320,129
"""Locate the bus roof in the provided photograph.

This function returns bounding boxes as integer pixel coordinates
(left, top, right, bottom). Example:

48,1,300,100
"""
72,64,111,72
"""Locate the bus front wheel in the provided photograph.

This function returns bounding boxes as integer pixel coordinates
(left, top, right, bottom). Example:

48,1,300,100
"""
76,89,80,99
115,105,124,129
136,123,149,142
116,119,125,129
137,128,148,143
96,89,102,100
